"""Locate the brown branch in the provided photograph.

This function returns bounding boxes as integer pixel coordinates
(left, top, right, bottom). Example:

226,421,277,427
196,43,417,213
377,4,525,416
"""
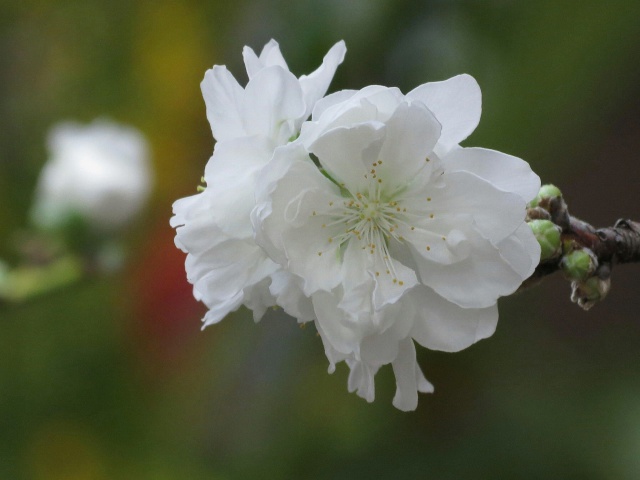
520,194,640,309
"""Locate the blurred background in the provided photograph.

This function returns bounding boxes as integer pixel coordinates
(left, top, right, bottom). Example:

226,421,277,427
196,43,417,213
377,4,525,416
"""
2,0,640,478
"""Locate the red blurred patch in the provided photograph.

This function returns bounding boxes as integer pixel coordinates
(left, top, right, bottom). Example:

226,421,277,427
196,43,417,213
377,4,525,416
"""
130,219,206,371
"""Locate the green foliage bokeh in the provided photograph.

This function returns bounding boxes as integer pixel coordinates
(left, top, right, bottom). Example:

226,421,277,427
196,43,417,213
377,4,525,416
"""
1,1,640,478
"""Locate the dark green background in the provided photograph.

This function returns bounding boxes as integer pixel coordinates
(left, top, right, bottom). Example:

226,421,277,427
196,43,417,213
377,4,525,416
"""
2,1,640,478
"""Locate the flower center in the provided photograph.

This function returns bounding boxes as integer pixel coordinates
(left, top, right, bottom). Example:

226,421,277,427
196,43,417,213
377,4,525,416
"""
319,174,417,284
315,159,442,285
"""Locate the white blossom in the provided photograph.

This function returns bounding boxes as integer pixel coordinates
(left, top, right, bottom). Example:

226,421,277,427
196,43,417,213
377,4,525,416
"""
31,119,151,231
171,39,541,411
171,40,346,326
253,76,540,410
201,39,346,145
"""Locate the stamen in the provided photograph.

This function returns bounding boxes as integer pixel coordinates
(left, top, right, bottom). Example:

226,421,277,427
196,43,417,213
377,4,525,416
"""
318,179,419,287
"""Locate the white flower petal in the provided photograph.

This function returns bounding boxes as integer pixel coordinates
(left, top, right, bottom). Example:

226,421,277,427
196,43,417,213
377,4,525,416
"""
496,222,540,280
444,147,541,202
202,291,244,327
341,239,419,311
417,226,524,308
370,257,418,311
300,97,380,148
242,66,306,143
360,334,400,366
315,319,349,374
283,211,344,294
407,74,481,151
191,238,277,327
403,225,461,266
241,45,263,79
302,86,401,143
203,136,275,238
172,190,279,326
409,286,498,352
356,87,405,120
311,89,357,121
243,278,276,322
391,338,432,411
269,270,315,322
309,122,385,193
376,101,441,190
201,66,246,142
253,144,316,265
312,290,363,355
243,39,289,78
255,148,347,294
359,299,416,364
406,171,526,244
346,359,378,403
298,40,347,123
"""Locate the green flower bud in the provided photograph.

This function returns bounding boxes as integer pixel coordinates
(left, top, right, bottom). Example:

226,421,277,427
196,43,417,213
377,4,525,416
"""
529,219,562,261
561,249,597,281
529,184,562,208
571,276,611,311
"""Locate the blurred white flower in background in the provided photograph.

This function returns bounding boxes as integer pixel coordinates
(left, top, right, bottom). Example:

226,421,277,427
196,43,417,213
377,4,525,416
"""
31,119,152,231
0,120,152,303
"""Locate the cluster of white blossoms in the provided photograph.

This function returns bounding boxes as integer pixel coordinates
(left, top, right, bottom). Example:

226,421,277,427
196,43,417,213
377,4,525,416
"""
171,40,541,411
31,119,152,231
